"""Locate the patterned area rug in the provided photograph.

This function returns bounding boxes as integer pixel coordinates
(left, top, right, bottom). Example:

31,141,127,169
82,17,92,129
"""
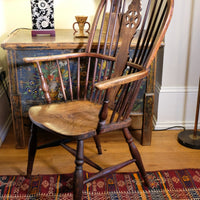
0,169,200,200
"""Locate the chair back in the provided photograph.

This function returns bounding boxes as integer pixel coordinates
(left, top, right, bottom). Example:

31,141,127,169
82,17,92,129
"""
24,0,174,125
84,0,174,122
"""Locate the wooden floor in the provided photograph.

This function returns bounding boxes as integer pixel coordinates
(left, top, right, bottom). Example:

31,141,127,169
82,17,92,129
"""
0,126,200,176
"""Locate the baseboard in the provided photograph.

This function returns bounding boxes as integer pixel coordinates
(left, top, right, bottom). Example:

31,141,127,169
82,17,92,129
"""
0,77,11,146
0,76,8,98
0,114,12,146
155,82,198,94
0,84,4,97
153,115,198,130
154,82,199,130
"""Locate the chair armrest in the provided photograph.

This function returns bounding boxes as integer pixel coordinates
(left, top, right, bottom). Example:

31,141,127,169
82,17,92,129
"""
23,52,116,63
95,69,148,90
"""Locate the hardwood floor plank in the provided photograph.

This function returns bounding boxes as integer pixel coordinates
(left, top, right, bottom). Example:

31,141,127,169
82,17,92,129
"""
0,127,199,175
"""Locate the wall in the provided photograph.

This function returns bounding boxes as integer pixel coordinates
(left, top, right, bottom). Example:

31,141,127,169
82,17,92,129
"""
1,0,99,34
0,82,11,146
0,0,11,146
1,0,150,33
154,0,200,130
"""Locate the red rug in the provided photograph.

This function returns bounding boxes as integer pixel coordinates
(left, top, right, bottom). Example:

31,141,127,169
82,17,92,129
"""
0,169,200,199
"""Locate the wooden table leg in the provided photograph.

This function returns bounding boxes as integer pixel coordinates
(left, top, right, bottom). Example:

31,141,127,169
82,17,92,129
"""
142,93,154,145
141,57,157,146
7,50,25,148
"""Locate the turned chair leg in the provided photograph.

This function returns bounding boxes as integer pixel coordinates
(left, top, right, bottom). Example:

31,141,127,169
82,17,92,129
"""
27,123,37,178
93,135,102,154
123,128,150,186
73,140,84,200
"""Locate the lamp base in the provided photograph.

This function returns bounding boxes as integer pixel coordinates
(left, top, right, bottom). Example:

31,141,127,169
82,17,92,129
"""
178,130,200,149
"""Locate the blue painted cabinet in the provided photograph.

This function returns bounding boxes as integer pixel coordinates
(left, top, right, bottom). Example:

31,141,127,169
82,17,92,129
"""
1,29,156,148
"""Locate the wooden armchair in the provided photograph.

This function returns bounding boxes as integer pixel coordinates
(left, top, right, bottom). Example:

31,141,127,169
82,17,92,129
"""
23,0,174,199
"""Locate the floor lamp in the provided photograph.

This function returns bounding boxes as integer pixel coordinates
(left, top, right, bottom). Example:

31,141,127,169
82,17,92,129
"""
178,78,200,149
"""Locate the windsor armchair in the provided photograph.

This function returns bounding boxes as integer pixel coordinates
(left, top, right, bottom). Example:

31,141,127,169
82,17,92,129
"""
23,0,174,199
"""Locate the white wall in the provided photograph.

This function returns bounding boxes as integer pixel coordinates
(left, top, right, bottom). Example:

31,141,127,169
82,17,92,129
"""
1,0,98,34
0,0,11,146
154,0,200,130
54,0,98,29
0,0,150,34
0,0,5,35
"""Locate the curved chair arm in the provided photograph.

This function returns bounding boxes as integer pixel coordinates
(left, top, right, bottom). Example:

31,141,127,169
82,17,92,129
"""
95,69,148,90
24,52,148,92
23,52,116,63
24,53,144,71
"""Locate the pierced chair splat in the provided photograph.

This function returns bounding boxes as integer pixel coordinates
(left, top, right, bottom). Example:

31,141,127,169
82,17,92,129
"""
23,0,174,199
